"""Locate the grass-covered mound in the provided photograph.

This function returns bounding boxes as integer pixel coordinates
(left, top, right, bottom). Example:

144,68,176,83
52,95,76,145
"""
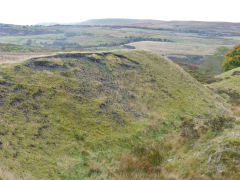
208,67,240,104
201,68,240,179
0,50,231,179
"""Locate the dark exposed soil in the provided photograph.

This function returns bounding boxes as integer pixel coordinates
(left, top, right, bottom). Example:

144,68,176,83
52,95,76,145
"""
26,60,67,70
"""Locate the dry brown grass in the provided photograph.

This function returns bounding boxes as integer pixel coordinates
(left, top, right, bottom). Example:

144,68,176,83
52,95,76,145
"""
88,164,102,177
128,41,227,56
0,165,34,180
115,168,181,180
119,152,162,174
231,98,240,116
0,52,56,64
113,133,191,180
0,166,20,180
115,140,176,179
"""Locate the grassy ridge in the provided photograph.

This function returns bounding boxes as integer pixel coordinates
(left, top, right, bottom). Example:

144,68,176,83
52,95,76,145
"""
0,50,231,179
202,68,240,179
209,67,240,98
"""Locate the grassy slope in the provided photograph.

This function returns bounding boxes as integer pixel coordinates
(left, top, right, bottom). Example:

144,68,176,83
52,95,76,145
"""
0,50,231,179
209,67,240,97
202,68,240,180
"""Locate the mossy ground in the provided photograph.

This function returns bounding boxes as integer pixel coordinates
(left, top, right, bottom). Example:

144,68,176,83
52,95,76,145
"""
0,50,233,179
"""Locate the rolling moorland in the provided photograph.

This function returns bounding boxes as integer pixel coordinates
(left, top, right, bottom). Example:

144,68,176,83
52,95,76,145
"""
1,19,240,65
0,19,240,179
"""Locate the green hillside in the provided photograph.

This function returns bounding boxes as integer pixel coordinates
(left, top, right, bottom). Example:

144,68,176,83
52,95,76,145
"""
0,50,234,179
209,67,240,98
203,68,240,180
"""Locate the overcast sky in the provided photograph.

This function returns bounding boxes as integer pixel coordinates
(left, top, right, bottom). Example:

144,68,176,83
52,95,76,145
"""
0,0,239,25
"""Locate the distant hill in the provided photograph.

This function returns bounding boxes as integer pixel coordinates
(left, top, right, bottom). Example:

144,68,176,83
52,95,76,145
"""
78,18,151,25
2,19,240,36
78,18,240,36
0,23,59,36
123,20,240,36
36,22,60,26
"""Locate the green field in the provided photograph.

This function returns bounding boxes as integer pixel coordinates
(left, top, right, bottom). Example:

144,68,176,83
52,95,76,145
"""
0,24,240,64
